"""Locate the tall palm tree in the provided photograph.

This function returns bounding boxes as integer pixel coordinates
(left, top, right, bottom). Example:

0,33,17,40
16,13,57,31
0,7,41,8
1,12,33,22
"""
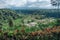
51,0,60,18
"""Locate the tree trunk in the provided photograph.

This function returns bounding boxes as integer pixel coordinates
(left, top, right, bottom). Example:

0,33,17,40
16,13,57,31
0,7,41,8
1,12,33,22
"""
57,2,59,18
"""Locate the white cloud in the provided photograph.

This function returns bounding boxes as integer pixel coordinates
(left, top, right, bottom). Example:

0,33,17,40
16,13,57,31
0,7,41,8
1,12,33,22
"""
28,0,52,8
0,0,56,9
5,0,27,7
28,0,37,2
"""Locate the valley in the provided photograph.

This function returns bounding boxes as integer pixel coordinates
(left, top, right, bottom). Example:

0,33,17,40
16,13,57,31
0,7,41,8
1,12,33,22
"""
0,9,60,40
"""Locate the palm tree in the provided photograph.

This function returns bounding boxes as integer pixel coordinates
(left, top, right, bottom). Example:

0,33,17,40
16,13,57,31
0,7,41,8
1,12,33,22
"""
51,0,60,18
51,0,60,9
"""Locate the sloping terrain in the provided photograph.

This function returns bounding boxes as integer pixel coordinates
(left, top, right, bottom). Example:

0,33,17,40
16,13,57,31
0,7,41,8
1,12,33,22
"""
0,9,60,40
0,9,20,21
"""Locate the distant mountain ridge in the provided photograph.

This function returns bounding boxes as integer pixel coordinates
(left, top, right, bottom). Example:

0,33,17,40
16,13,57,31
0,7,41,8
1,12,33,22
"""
15,9,60,18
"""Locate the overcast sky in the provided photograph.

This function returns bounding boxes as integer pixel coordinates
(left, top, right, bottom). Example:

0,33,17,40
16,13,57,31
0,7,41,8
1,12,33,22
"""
0,0,58,9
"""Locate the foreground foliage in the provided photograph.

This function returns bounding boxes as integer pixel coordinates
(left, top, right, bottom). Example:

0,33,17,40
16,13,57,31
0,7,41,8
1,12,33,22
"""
0,26,60,40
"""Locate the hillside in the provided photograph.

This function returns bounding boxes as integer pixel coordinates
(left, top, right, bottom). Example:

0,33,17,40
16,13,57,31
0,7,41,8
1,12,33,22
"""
0,9,60,40
0,9,20,21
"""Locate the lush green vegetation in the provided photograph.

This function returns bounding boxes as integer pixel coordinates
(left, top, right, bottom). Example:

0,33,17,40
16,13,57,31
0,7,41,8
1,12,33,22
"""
0,9,60,40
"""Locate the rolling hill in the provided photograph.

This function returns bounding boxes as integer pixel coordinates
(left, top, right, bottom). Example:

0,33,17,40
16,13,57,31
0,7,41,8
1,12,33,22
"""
0,9,20,21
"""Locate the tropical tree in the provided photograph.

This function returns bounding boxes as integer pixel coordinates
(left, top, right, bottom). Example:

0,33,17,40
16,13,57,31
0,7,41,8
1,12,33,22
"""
51,0,60,18
8,18,13,27
51,0,60,9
